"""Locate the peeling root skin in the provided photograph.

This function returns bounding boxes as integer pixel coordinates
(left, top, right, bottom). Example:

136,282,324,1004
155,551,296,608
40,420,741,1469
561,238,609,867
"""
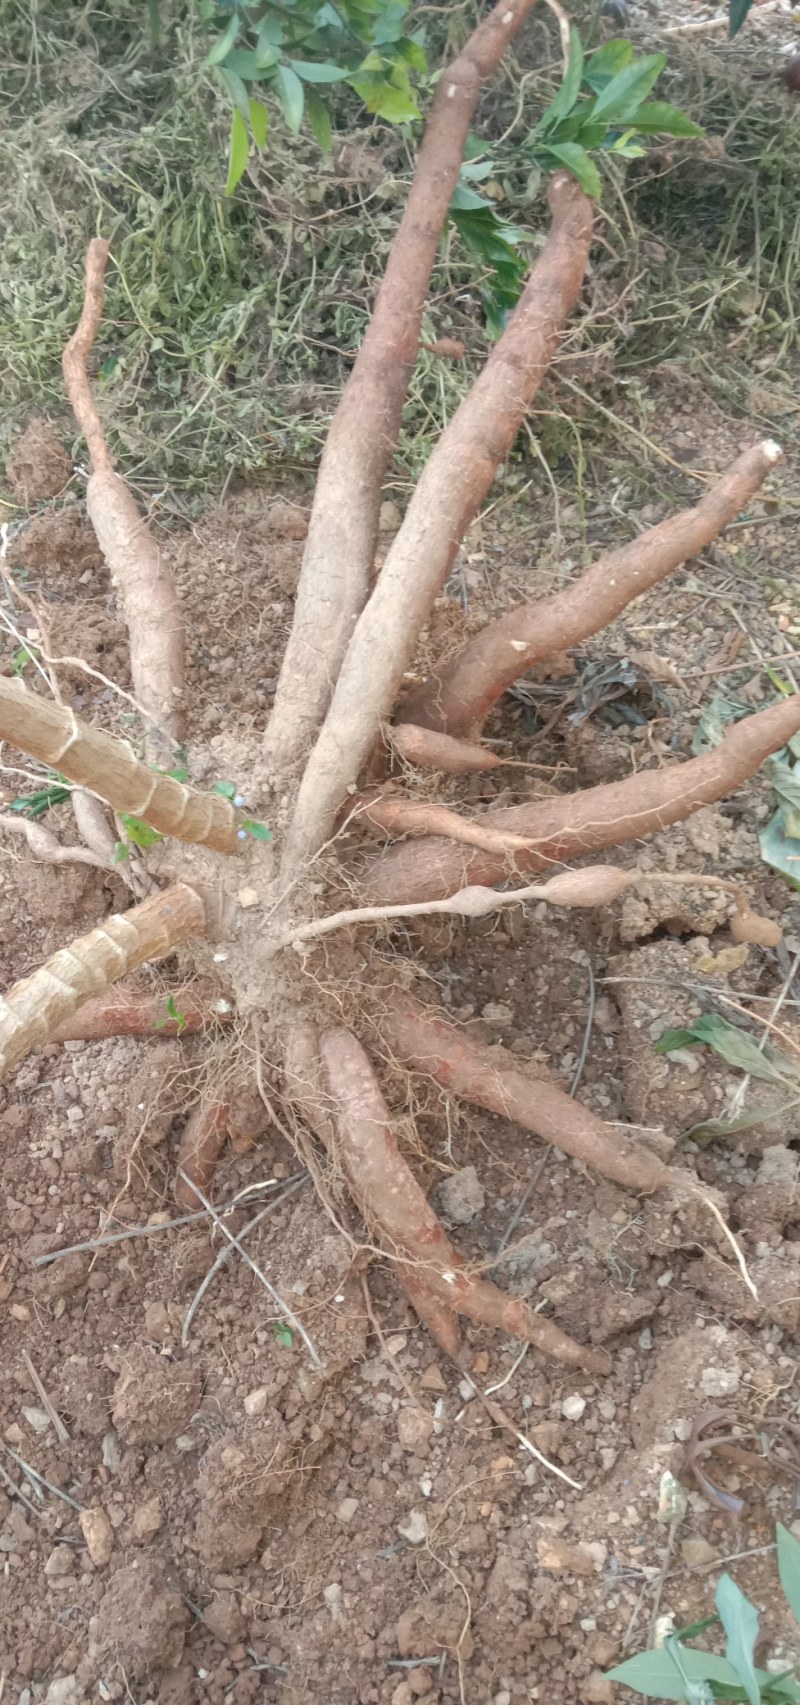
382,990,671,1195
403,440,784,736
318,1027,610,1373
361,691,800,904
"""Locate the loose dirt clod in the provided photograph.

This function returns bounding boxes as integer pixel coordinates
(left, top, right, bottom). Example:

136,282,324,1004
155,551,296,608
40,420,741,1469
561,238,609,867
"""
111,1346,202,1445
88,1559,189,1676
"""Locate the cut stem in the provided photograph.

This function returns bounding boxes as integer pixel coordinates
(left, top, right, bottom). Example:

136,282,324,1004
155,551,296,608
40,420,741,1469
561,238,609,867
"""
0,679,238,854
0,884,205,1081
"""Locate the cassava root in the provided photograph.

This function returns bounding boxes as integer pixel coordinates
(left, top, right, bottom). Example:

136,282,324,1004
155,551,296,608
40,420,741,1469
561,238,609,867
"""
264,0,543,775
285,1023,609,1372
361,691,800,903
63,238,185,759
284,172,594,869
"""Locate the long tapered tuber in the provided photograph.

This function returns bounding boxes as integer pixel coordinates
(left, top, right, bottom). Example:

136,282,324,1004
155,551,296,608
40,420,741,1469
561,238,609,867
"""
50,985,231,1042
390,724,505,774
361,691,800,903
316,1027,609,1372
63,238,185,758
0,679,238,853
383,991,670,1194
402,441,783,735
0,884,205,1081
263,0,541,776
284,173,594,869
354,792,539,856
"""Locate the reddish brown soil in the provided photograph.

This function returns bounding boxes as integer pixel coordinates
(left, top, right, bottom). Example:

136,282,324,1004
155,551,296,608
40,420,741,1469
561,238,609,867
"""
2,387,800,1705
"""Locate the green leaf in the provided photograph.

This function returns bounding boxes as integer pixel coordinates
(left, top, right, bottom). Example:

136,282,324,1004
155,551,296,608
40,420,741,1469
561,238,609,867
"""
249,97,269,151
276,63,305,134
583,38,634,92
729,0,754,36
760,810,800,890
716,1575,761,1705
220,48,275,80
289,58,347,82
685,1103,799,1144
273,1321,294,1347
538,142,602,200
305,88,333,151
777,1524,800,1628
225,107,250,195
220,66,252,120
257,15,284,55
591,53,667,123
654,1013,798,1084
692,694,748,756
361,78,420,121
241,818,273,842
119,814,163,850
213,780,237,799
165,993,188,1037
632,101,703,136
539,24,584,130
203,12,240,67
771,758,800,838
607,1645,745,1699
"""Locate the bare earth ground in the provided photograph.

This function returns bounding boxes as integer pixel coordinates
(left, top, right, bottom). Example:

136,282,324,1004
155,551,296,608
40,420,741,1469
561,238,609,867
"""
3,7,800,1705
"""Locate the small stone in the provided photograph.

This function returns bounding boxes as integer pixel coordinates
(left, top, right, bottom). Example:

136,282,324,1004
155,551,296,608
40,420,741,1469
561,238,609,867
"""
202,1591,246,1645
237,888,260,910
21,1405,51,1434
398,1509,428,1545
419,1364,446,1392
495,1693,512,1705
561,1394,587,1421
391,1685,414,1705
131,1496,162,1544
323,1582,343,1623
472,1351,490,1375
384,1334,407,1357
409,1667,433,1694
244,1387,268,1419
436,1165,485,1225
536,1536,600,1576
80,1506,113,1567
44,1545,75,1578
378,500,402,532
397,1408,434,1454
101,1431,121,1473
582,1673,615,1704
481,1001,513,1024
681,1536,719,1570
336,1498,359,1525
45,1681,84,1705
143,1301,170,1339
701,1363,740,1398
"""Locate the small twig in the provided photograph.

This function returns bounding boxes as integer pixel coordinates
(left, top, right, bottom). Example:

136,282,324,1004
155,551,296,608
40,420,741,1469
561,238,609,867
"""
31,1181,301,1266
2,1446,85,1513
570,960,596,1097
22,1351,70,1444
180,1173,314,1354
542,0,571,70
0,1457,41,1520
698,1193,758,1301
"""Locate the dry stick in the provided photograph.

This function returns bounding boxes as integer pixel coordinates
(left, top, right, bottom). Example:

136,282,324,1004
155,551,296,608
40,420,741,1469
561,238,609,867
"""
177,1169,322,1365
21,1351,70,1444
0,678,238,853
181,1175,308,1347
382,988,670,1196
63,238,185,759
263,0,543,775
50,984,233,1043
318,1026,610,1373
401,440,783,735
0,883,204,1081
285,172,594,868
361,691,800,904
